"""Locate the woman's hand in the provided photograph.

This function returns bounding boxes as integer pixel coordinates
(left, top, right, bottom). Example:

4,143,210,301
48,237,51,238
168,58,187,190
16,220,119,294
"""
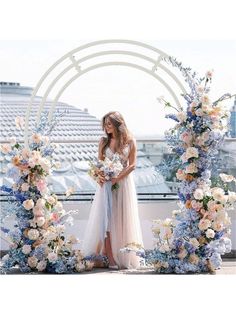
111,177,119,185
98,174,106,187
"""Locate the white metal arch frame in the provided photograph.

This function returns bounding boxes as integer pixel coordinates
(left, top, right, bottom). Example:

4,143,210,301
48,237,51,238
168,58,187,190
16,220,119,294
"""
24,39,187,147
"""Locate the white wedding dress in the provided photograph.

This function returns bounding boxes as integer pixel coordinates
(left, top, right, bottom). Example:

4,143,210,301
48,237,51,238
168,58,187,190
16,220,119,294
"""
82,141,144,269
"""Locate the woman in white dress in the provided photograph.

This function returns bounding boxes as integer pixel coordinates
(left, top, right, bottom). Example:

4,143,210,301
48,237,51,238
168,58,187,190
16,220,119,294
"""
82,111,143,269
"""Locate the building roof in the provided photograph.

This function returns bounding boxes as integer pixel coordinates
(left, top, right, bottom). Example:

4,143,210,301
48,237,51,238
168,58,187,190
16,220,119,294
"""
0,82,170,194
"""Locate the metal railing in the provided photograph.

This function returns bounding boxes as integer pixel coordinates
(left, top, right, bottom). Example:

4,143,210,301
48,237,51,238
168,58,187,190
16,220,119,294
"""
0,192,179,203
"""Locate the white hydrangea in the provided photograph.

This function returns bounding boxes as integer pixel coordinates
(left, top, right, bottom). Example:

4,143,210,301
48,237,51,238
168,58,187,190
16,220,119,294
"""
194,188,204,200
48,252,58,263
206,228,215,239
22,244,32,254
28,229,40,240
23,199,34,210
28,256,38,268
37,260,47,272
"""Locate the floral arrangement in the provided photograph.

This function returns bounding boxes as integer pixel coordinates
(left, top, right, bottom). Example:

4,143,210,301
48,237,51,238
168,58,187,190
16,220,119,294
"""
88,154,123,191
121,58,236,273
0,112,94,273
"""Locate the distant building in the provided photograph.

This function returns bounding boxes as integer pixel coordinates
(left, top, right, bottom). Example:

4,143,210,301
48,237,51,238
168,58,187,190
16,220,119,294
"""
230,96,236,138
0,82,170,194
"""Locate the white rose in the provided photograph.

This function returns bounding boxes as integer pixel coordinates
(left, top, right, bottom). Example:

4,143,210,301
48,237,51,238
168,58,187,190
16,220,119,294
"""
189,238,200,248
164,227,172,239
194,188,204,200
186,147,199,159
21,148,30,159
189,254,199,265
177,111,187,122
197,85,204,94
68,235,79,244
36,198,46,209
48,252,58,263
228,191,236,203
32,133,42,144
21,183,30,192
206,228,215,239
212,221,224,232
172,209,181,217
75,262,85,272
33,206,44,217
211,187,226,203
28,159,36,168
22,244,32,254
180,153,188,163
185,163,198,174
28,256,38,268
56,224,66,233
54,201,63,211
206,70,214,79
162,218,172,227
176,169,186,180
37,260,47,272
47,196,57,205
219,173,235,183
202,104,212,113
198,219,211,231
36,216,46,227
159,243,171,252
28,229,40,240
39,159,51,172
201,94,210,105
44,231,57,241
0,144,11,154
195,108,203,116
23,199,34,210
177,249,188,259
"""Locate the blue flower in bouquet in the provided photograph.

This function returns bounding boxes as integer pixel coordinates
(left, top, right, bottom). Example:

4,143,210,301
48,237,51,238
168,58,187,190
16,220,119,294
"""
209,252,222,269
214,230,225,240
9,229,22,243
165,114,179,122
66,256,77,269
54,259,67,273
184,242,195,254
33,245,46,261
6,166,21,181
209,237,232,255
17,219,30,229
185,209,200,221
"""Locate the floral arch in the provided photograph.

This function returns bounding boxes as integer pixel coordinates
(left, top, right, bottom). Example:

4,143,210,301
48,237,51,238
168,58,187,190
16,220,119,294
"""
1,40,235,274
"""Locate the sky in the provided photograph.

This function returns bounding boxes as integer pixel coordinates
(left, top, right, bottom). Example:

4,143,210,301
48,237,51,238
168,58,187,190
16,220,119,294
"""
0,40,235,137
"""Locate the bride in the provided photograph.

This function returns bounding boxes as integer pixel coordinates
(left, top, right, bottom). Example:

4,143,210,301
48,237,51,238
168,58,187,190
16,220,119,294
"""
82,111,144,269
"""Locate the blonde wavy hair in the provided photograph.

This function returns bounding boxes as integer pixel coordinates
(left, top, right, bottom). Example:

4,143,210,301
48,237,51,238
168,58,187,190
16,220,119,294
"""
100,111,133,156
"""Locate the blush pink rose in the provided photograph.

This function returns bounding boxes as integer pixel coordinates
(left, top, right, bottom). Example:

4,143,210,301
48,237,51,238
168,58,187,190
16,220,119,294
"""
36,179,47,193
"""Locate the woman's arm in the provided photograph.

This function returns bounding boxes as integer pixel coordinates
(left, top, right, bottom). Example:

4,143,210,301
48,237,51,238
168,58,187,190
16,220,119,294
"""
112,139,137,183
98,137,105,160
98,137,106,186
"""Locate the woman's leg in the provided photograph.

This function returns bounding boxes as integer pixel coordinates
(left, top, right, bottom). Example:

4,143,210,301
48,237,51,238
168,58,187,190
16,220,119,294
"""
105,232,116,266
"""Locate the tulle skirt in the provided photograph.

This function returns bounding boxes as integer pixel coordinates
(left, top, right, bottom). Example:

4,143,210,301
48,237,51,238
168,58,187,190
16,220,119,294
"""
82,172,144,269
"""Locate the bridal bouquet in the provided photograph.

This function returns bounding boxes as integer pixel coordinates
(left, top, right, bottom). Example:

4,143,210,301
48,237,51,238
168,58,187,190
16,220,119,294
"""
88,153,123,191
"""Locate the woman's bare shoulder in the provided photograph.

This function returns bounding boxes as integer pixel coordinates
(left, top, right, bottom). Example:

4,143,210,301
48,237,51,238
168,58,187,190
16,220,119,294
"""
99,136,107,144
128,137,136,148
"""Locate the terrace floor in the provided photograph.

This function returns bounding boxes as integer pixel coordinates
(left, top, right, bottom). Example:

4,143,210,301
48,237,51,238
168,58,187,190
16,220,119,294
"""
1,259,235,275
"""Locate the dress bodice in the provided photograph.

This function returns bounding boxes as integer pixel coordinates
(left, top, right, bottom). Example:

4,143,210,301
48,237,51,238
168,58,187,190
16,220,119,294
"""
105,142,131,168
